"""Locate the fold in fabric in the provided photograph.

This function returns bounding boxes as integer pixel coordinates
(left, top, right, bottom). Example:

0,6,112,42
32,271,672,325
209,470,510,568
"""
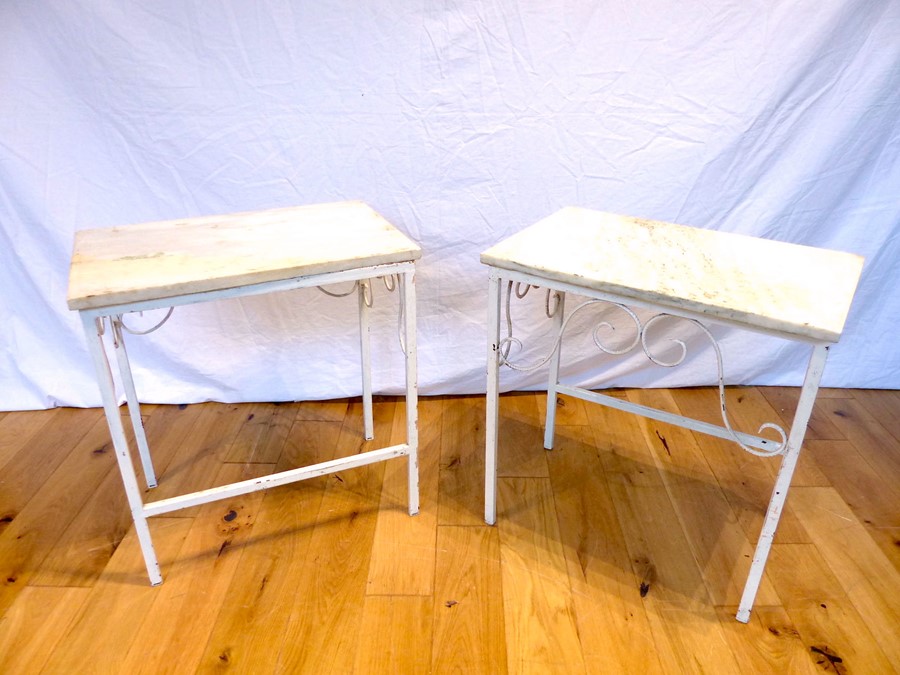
1,0,898,408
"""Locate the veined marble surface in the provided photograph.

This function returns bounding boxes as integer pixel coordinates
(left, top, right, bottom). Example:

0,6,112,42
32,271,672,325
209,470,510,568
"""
481,208,864,342
68,201,421,311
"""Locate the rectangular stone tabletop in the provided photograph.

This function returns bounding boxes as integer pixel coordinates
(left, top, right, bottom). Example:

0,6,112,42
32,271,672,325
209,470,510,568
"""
481,207,864,342
68,201,421,311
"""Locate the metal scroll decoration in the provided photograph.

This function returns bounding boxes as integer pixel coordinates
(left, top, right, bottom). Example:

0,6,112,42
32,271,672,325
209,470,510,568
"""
94,308,176,347
316,275,408,351
498,281,787,457
315,275,409,351
100,274,407,351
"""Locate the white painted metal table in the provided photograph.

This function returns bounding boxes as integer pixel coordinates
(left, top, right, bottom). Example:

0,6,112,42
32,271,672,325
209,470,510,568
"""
482,207,863,622
68,201,421,585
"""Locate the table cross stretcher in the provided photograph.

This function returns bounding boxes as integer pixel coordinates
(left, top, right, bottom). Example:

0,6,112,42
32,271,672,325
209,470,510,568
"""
67,201,421,585
481,207,863,622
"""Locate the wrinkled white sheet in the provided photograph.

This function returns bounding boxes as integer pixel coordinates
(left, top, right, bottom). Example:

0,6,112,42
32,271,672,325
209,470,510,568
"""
1,1,898,410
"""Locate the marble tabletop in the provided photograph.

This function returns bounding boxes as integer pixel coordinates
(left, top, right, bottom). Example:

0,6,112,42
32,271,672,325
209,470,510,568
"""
481,208,864,342
68,201,421,311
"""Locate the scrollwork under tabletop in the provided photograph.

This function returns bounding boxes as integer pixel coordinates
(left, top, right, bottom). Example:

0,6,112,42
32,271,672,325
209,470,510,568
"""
498,279,787,457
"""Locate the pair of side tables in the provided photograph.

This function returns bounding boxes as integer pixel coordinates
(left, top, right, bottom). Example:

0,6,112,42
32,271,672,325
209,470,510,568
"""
66,201,863,622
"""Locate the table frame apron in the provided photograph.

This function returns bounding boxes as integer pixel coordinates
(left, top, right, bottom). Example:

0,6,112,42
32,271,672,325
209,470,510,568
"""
484,266,828,623
80,261,419,586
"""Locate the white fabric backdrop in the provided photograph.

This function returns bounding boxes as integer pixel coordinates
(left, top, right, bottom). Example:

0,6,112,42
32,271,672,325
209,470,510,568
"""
2,0,899,410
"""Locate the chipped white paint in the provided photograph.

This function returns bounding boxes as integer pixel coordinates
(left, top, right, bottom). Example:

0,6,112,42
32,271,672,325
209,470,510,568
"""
482,208,863,623
69,202,420,585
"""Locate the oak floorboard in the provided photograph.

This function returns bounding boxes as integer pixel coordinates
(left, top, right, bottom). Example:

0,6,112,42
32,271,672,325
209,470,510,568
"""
545,426,664,674
29,403,203,587
1,392,898,673
758,385,848,442
277,409,347,473
817,397,900,490
850,388,900,442
670,387,812,544
0,586,91,674
0,414,117,615
625,388,780,607
439,395,486,527
714,605,821,674
740,386,831,487
681,385,829,488
274,399,395,673
788,486,900,664
40,517,193,674
587,402,715,611
292,397,350,422
811,388,855,398
431,525,507,674
222,401,297,464
118,462,273,674
805,439,900,569
497,393,550,478
0,409,57,474
497,477,586,674
0,408,101,530
274,488,380,674
535,391,591,428
195,418,343,673
354,596,434,674
788,602,895,675
644,607,742,674
145,402,253,504
766,543,895,673
586,402,742,673
366,397,441,596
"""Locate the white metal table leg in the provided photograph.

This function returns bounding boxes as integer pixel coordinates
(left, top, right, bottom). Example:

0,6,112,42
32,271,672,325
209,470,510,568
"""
111,319,157,488
485,272,502,525
543,291,566,450
358,279,374,440
81,313,161,585
736,343,829,622
401,269,419,515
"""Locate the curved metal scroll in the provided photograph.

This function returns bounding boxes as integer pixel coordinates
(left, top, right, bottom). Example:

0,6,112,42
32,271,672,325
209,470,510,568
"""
104,308,175,346
316,275,406,351
499,281,787,457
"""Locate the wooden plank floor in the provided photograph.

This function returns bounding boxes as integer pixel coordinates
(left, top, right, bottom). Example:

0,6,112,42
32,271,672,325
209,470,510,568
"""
0,388,898,673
